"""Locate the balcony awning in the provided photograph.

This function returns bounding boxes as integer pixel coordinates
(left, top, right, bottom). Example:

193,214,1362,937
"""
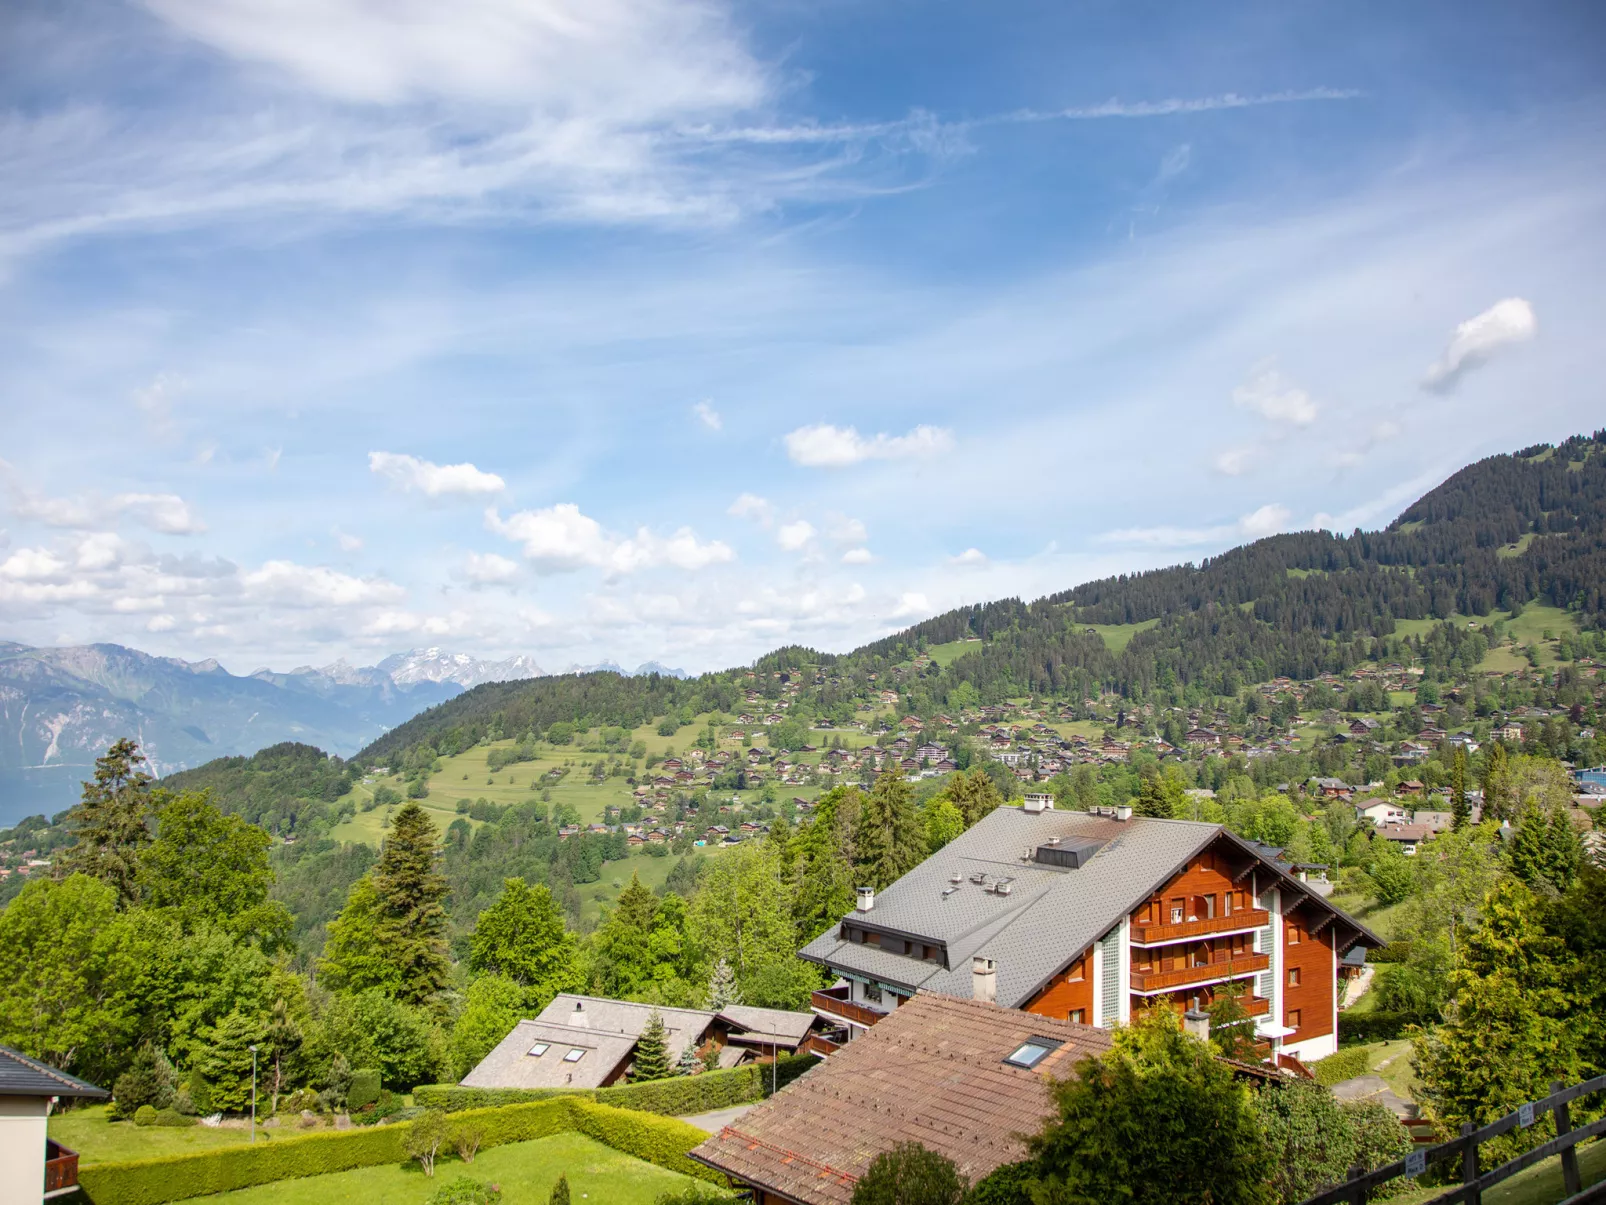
1255,1021,1297,1039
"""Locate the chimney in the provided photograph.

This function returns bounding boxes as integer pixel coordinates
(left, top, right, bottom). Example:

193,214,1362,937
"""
570,1001,589,1028
855,886,875,912
1182,1008,1210,1043
1023,793,1048,814
1115,804,1133,822
972,956,997,1004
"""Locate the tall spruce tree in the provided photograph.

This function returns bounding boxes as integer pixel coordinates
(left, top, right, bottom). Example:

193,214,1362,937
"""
1482,741,1513,822
591,873,660,998
855,769,925,891
1450,748,1471,830
629,1007,674,1082
706,956,742,1009
61,739,155,906
319,803,449,1007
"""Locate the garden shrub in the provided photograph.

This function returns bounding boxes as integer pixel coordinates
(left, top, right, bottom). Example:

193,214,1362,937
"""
1311,1047,1369,1087
347,1068,382,1111
851,1142,967,1205
1342,1100,1413,1198
154,1109,194,1128
1338,1012,1408,1044
653,1185,739,1204
133,1106,158,1127
111,1047,178,1119
964,1160,1035,1205
429,1179,502,1205
414,1054,815,1116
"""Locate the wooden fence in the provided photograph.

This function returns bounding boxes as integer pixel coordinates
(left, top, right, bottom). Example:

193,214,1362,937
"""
1298,1072,1606,1205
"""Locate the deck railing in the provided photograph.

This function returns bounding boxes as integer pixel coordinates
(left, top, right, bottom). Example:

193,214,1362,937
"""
1130,909,1271,945
44,1140,80,1196
809,989,887,1029
1130,952,1269,992
1296,1072,1606,1205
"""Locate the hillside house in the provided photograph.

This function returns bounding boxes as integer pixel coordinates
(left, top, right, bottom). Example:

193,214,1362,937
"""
0,1045,106,1204
1356,799,1411,827
801,806,1379,1063
462,996,822,1091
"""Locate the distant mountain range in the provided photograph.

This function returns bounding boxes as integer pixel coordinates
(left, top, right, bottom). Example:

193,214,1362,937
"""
0,644,549,823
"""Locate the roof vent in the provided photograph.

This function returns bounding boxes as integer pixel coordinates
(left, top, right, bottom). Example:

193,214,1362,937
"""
570,1001,589,1028
969,871,989,885
950,872,964,884
941,886,959,899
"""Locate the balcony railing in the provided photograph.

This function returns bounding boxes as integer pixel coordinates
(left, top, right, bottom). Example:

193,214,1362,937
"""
1130,909,1269,945
810,988,887,1029
1130,952,1269,993
44,1140,80,1198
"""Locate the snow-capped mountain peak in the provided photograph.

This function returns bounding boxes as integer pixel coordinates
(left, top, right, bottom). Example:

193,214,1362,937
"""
376,648,547,689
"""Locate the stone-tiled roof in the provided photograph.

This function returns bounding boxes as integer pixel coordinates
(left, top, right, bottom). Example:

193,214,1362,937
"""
0,1045,108,1099
800,807,1380,1009
690,993,1112,1204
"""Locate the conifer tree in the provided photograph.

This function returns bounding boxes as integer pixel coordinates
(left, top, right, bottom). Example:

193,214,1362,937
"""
855,770,924,891
1508,802,1582,893
61,739,155,906
549,1174,571,1205
630,1007,674,1082
1482,741,1513,822
591,873,660,997
1450,748,1470,830
706,956,742,1009
199,1009,268,1114
946,768,1004,827
319,803,449,1007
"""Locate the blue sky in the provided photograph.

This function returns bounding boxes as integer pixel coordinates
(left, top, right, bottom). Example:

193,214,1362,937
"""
2,0,1604,673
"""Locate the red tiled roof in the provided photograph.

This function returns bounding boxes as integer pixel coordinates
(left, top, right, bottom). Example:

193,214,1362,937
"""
689,993,1112,1205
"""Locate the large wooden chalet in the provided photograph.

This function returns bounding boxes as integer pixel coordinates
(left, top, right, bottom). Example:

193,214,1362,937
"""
800,801,1381,1063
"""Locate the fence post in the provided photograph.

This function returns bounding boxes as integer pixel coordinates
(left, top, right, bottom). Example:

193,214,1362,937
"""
1343,1161,1369,1205
1461,1121,1480,1205
1552,1079,1582,1197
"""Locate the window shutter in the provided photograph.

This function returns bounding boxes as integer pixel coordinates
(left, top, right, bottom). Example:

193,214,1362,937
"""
1257,924,1275,1000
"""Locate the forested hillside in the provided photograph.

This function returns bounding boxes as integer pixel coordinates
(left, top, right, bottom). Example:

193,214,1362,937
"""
360,431,1606,761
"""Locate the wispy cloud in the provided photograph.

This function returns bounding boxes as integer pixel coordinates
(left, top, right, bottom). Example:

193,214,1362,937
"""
370,451,505,497
692,400,723,430
784,423,954,468
486,503,734,574
1422,297,1537,393
1101,503,1293,548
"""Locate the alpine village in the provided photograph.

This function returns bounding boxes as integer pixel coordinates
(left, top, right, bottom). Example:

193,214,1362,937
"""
0,435,1602,1205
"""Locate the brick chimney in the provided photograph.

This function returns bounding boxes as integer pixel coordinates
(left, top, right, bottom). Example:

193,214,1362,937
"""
972,956,997,1005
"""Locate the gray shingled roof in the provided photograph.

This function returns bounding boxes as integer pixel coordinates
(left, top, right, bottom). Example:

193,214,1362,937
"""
801,807,1379,1009
0,1046,108,1099
460,1020,641,1090
717,1004,818,1045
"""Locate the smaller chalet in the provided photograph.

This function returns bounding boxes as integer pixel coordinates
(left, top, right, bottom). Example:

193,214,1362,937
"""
461,995,821,1091
690,993,1113,1205
0,1044,107,1204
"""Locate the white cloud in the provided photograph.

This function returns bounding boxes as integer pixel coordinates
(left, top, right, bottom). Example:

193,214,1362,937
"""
4,473,205,535
776,519,816,551
1232,360,1318,425
1238,503,1292,539
486,504,734,574
1101,503,1294,548
0,547,69,581
1213,446,1258,476
825,514,868,544
1422,297,1537,393
243,560,407,607
727,492,773,526
692,401,722,431
949,547,988,566
892,591,930,618
463,551,520,584
333,529,364,552
132,371,185,435
369,451,505,497
841,547,874,565
783,423,955,468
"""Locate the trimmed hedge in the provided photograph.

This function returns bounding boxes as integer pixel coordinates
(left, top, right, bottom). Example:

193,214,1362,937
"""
414,1054,817,1117
1337,1012,1408,1044
77,1096,722,1205
1310,1046,1370,1087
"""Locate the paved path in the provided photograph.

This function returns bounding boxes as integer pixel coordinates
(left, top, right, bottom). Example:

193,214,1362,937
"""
680,1103,758,1134
1332,1074,1413,1118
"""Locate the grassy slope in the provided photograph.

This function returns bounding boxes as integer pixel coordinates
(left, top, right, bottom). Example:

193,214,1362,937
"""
926,639,984,668
1389,1139,1606,1205
189,1132,702,1205
1080,618,1161,654
51,1106,260,1164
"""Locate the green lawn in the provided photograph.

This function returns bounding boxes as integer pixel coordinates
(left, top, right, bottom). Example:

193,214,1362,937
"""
573,846,726,925
51,1105,262,1164
1079,619,1161,654
1388,1135,1606,1205
926,639,984,668
189,1132,706,1205
1330,894,1409,942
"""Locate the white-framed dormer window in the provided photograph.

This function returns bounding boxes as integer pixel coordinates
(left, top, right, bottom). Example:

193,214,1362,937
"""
527,1043,550,1057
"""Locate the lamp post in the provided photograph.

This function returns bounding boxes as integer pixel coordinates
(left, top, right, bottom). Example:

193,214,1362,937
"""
249,1045,259,1144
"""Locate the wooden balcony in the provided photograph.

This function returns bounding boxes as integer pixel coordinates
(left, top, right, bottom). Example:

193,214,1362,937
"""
1130,909,1269,945
45,1140,80,1199
810,988,887,1029
799,1033,844,1057
1130,952,1269,993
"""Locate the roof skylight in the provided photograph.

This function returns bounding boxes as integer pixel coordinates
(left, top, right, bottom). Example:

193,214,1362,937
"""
1003,1037,1062,1069
563,1048,586,1062
527,1043,550,1057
